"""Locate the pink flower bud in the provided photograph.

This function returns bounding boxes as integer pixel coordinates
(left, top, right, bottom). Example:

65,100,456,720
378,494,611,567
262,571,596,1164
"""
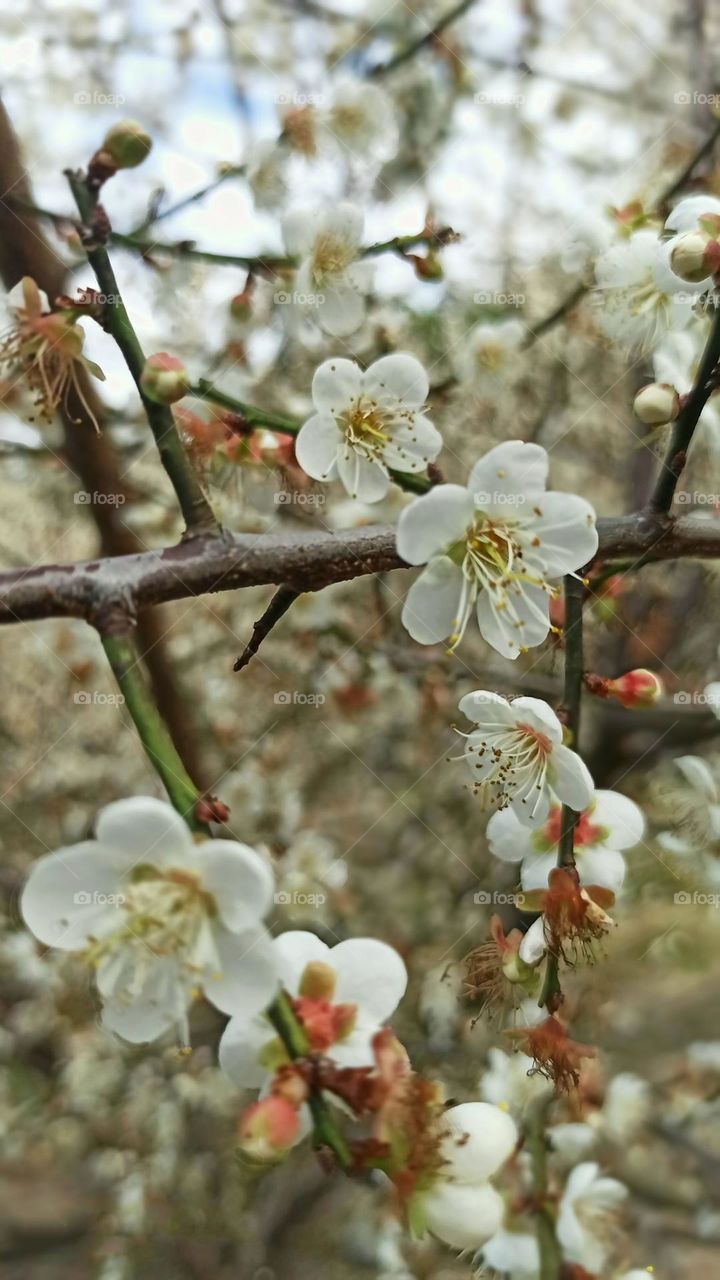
237,1095,299,1161
633,382,680,426
593,668,663,708
140,353,190,405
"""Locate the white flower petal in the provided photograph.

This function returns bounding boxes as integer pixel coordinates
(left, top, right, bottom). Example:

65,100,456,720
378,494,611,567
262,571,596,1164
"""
486,808,531,863
483,1228,540,1276
458,689,516,725
440,1102,518,1182
295,414,339,481
578,847,626,894
331,937,407,1022
519,850,558,891
521,491,598,575
550,745,595,812
21,844,122,950
274,930,330,993
519,916,547,965
318,284,365,336
468,440,548,508
96,796,194,867
363,353,429,408
401,557,464,644
422,1181,504,1251
675,754,718,801
666,195,720,234
336,448,389,501
198,841,274,931
218,1013,272,1088
100,957,185,1043
381,413,442,472
510,697,564,745
311,358,363,415
591,790,645,850
396,486,473,565
202,926,279,1019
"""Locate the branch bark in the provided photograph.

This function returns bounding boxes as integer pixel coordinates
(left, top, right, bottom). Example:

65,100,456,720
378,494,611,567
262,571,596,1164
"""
0,513,718,627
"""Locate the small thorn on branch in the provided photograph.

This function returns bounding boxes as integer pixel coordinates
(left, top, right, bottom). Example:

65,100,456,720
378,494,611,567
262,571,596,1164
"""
234,584,301,673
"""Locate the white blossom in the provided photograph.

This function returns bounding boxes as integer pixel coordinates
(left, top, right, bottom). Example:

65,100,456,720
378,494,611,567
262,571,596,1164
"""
479,1046,552,1115
556,1161,627,1273
665,194,720,235
219,929,408,1089
487,788,644,893
296,353,441,502
322,80,398,162
456,318,526,387
653,328,720,452
482,1227,540,1277
282,202,370,336
657,754,720,887
418,1102,517,1251
20,797,279,1043
245,140,288,210
456,691,594,827
594,229,703,353
397,441,597,658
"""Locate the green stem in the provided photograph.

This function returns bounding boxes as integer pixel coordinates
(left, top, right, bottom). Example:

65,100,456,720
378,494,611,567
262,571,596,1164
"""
527,1100,562,1280
65,171,217,535
267,990,353,1169
190,380,432,495
101,631,205,830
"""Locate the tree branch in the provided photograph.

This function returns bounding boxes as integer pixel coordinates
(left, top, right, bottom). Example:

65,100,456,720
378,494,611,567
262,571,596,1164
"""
234,585,301,672
0,514,718,627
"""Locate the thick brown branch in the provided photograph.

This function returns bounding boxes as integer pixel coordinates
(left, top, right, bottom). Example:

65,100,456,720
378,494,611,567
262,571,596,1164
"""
0,514,718,628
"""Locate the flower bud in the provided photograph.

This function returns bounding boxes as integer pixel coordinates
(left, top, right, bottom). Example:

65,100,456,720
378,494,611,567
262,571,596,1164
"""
669,231,718,283
237,1095,299,1162
140,353,190,405
586,668,663,709
633,382,680,426
99,120,152,170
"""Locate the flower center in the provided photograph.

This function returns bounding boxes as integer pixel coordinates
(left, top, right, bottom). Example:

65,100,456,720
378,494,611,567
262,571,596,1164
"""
338,398,391,456
534,805,606,851
446,514,552,652
463,719,553,819
87,866,217,968
311,232,356,284
474,341,505,373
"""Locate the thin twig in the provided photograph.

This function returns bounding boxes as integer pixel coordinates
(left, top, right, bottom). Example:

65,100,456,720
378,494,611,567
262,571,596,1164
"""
234,585,301,672
65,170,217,535
369,0,478,77
647,301,720,513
